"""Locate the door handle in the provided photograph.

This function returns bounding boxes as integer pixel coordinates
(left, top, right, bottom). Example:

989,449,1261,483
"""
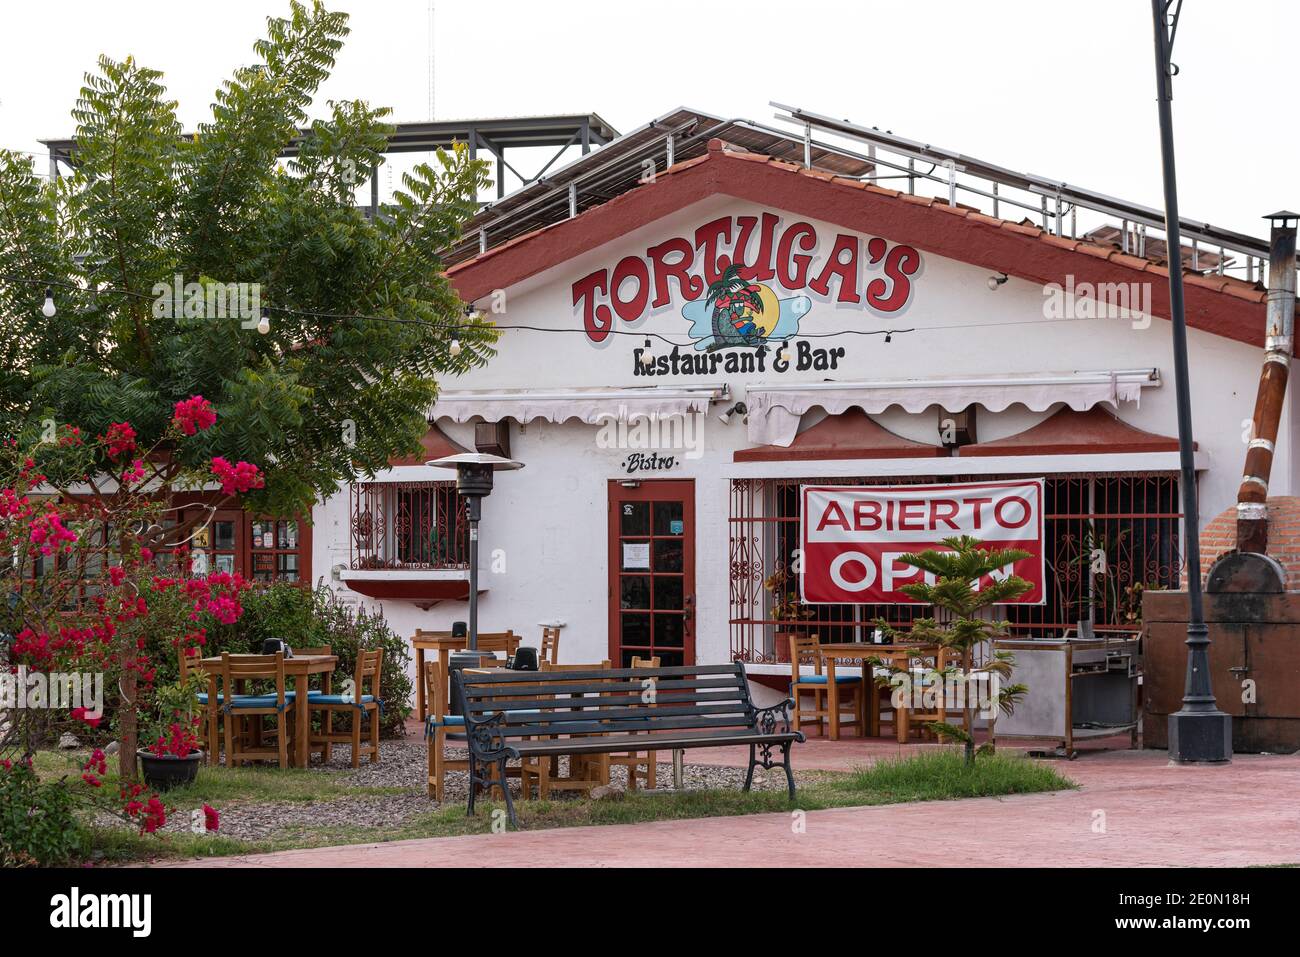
683,594,695,621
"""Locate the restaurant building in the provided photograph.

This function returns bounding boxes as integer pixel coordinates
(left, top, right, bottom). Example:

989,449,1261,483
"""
311,106,1294,686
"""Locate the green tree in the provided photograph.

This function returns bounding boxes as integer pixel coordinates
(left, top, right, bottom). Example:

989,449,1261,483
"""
876,535,1031,765
0,1,495,515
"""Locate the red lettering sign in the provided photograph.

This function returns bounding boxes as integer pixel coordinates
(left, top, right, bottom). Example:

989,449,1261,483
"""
800,480,1045,604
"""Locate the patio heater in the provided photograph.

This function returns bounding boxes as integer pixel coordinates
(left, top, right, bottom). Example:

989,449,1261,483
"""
1149,0,1231,762
426,452,523,651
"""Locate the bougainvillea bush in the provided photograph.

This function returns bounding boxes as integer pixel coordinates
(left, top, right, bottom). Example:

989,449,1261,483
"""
0,398,254,862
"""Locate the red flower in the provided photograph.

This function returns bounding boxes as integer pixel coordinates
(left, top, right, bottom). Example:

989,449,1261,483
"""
172,396,217,436
71,706,103,728
102,422,136,459
209,457,264,495
203,804,220,832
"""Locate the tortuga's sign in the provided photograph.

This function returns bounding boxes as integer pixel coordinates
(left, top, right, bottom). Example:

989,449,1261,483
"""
570,212,920,375
800,480,1046,605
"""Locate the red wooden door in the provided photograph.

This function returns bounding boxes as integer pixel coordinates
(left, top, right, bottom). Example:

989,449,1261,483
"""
608,480,695,667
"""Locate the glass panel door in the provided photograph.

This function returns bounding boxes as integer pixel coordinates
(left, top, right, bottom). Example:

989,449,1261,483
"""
608,480,695,667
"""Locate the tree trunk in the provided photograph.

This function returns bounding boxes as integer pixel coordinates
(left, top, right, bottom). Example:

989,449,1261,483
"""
119,670,137,782
962,647,975,765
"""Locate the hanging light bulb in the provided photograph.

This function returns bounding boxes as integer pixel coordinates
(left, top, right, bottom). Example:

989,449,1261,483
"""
884,331,893,344
777,339,791,363
639,338,654,368
449,338,462,357
257,306,271,335
464,303,481,322
41,287,56,318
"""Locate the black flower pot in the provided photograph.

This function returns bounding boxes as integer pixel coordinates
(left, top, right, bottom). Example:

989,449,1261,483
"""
137,750,203,791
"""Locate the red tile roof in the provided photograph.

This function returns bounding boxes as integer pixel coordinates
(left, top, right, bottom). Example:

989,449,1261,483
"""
449,139,1275,349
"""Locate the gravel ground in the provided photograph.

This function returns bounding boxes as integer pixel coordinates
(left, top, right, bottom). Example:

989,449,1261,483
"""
121,738,798,843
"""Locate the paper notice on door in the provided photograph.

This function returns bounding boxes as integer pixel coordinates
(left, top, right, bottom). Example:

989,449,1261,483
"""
622,542,651,570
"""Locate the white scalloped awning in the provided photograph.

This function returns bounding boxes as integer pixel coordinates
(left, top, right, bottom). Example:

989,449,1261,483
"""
431,385,728,424
745,369,1159,447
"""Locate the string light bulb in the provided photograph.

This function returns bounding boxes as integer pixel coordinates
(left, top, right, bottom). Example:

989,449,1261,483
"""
777,339,791,363
257,306,271,335
639,338,654,368
449,338,462,357
884,331,893,343
41,287,56,318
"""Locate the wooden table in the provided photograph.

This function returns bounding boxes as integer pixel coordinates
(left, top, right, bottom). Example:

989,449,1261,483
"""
816,643,940,742
199,654,337,768
412,631,522,721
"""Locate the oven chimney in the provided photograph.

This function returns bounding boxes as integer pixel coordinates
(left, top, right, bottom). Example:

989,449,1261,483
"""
1237,211,1299,553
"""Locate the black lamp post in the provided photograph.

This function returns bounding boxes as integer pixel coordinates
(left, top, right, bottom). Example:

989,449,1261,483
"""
426,451,523,651
1150,0,1231,762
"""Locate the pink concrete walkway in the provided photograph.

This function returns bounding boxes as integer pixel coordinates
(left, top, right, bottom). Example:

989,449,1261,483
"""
159,747,1300,868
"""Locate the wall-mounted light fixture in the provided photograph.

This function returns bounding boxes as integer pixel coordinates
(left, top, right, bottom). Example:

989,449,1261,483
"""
986,272,1009,290
717,401,748,425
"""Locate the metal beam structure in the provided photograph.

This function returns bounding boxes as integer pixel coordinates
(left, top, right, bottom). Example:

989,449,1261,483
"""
40,112,619,207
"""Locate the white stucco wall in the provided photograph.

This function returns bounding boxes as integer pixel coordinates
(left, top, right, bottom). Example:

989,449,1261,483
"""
312,197,1289,677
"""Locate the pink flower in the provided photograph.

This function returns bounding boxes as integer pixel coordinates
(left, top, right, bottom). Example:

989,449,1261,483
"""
120,459,146,487
210,457,264,495
108,565,127,587
29,511,77,556
203,804,220,832
172,396,217,436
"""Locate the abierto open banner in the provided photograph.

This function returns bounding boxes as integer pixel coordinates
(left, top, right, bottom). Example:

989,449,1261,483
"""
800,479,1045,605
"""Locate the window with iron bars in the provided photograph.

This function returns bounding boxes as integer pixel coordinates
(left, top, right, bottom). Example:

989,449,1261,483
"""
729,473,1182,663
349,481,469,570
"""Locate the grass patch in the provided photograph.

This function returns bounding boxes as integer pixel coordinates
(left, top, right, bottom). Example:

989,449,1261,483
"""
53,748,1075,863
834,749,1075,801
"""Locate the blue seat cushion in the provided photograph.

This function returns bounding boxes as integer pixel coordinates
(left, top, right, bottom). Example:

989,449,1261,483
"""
226,691,297,709
307,693,378,707
195,692,223,705
796,674,862,685
425,713,466,738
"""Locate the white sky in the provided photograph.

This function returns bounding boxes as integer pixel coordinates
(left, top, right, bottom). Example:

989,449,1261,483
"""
1,0,1296,239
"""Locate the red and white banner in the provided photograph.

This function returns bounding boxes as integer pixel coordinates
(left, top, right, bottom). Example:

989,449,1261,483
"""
800,480,1045,605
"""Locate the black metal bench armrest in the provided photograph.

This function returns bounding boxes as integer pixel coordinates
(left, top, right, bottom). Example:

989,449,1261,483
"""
463,710,511,761
753,698,795,736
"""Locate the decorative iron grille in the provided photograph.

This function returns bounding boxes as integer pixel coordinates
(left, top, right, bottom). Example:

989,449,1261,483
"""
349,481,469,570
729,472,1183,663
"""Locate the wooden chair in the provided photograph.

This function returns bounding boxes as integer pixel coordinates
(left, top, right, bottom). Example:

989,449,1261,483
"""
424,659,467,801
540,626,561,665
220,652,295,769
180,649,222,766
519,660,612,800
475,630,520,665
607,655,659,791
307,649,383,768
894,647,967,743
789,634,865,738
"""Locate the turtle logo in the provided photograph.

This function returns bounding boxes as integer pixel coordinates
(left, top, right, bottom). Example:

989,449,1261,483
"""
682,264,811,351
